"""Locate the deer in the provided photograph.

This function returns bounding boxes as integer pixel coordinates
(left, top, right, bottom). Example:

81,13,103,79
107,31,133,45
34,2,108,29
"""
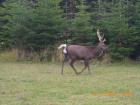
58,29,108,75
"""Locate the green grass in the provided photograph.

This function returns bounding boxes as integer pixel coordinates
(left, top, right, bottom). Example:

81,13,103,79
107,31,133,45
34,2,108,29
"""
0,62,140,105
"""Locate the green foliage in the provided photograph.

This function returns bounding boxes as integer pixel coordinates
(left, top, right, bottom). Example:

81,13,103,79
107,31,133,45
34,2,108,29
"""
0,4,11,50
129,2,140,59
70,0,94,44
0,0,140,61
90,0,140,60
4,0,65,51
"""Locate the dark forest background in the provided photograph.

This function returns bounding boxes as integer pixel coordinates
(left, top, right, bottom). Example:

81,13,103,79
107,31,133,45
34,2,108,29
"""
0,0,140,62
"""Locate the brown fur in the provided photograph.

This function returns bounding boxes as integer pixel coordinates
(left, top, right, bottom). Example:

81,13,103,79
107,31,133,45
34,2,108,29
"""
61,42,107,75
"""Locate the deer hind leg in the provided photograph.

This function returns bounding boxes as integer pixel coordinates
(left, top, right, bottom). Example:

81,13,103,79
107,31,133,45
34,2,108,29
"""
69,59,78,75
78,60,88,74
61,58,65,75
61,54,69,75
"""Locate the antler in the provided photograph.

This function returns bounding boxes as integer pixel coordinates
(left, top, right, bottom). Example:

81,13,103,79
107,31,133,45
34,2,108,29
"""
102,38,106,42
97,29,103,42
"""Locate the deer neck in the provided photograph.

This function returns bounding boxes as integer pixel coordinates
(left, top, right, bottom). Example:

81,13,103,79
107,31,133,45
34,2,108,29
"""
93,46,104,58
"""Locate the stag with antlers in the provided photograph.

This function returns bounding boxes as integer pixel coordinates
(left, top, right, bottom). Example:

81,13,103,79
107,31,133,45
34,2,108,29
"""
58,29,108,75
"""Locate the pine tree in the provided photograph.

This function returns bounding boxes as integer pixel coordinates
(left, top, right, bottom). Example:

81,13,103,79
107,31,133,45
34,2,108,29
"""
4,0,66,60
0,2,11,50
89,0,139,60
70,0,93,44
128,1,140,59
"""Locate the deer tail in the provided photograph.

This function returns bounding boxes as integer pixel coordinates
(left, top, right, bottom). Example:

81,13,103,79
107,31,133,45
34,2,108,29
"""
58,44,67,54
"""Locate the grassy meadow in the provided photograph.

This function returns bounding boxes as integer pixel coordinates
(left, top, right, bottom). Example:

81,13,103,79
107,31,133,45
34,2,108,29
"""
0,62,140,105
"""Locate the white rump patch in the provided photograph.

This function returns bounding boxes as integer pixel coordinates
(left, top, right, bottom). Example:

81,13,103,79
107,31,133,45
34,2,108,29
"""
58,44,66,49
58,44,67,54
63,48,67,54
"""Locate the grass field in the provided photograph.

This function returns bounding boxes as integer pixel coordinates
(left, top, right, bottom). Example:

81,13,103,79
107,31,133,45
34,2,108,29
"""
0,62,140,105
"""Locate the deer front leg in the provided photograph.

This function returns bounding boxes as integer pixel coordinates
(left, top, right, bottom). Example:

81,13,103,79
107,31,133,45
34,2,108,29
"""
79,60,91,74
87,63,91,74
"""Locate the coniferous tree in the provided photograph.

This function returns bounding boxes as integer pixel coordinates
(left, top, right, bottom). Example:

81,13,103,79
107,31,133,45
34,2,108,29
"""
70,0,93,44
4,0,66,60
0,0,140,61
89,0,140,60
0,1,11,50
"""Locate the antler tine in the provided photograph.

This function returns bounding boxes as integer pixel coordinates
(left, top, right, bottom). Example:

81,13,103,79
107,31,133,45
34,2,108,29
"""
102,38,106,42
102,33,104,39
97,29,102,42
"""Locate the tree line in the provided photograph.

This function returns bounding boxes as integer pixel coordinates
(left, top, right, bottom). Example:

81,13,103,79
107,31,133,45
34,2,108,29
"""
0,0,140,61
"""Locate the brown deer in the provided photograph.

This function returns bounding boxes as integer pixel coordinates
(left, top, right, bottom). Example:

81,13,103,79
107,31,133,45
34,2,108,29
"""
58,29,107,75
